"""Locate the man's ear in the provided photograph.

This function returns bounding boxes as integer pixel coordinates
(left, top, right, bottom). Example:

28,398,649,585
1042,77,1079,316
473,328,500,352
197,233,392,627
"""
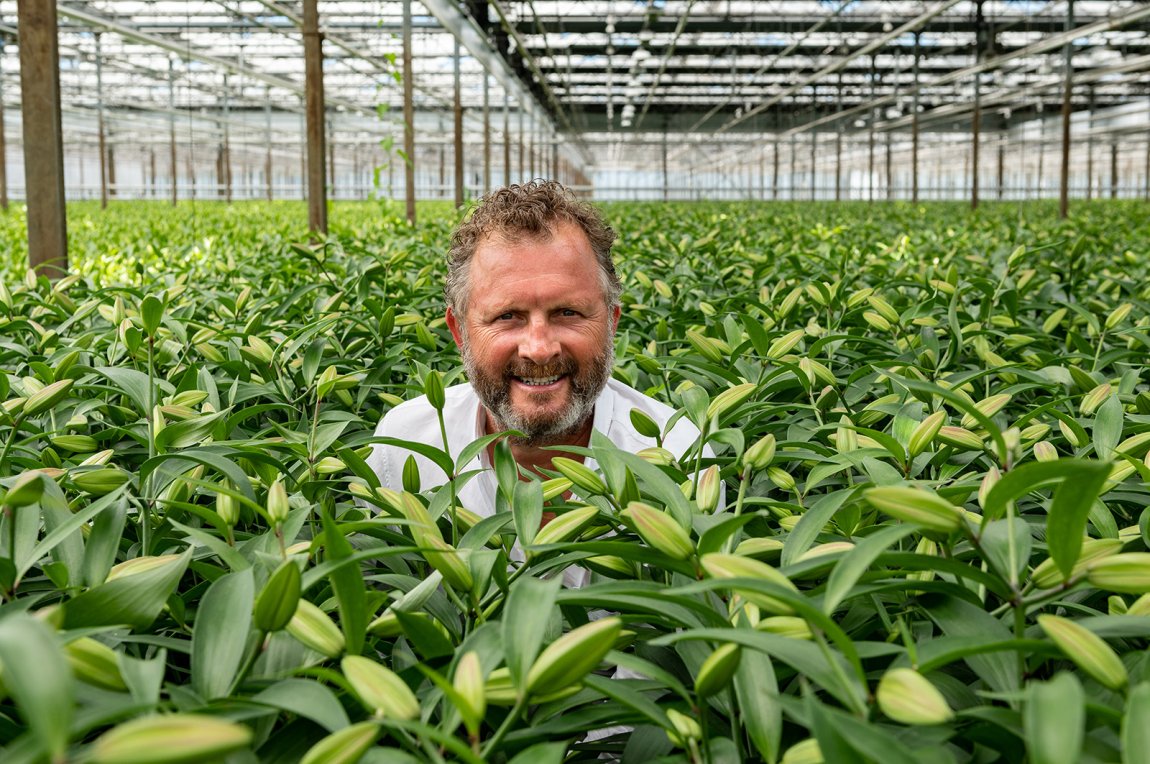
610,304,621,334
446,306,465,349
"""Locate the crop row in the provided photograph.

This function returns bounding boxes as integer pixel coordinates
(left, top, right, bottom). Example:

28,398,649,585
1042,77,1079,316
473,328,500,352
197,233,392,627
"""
0,199,1148,763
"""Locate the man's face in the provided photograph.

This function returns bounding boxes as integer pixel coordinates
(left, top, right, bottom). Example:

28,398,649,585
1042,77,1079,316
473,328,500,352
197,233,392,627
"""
446,221,620,446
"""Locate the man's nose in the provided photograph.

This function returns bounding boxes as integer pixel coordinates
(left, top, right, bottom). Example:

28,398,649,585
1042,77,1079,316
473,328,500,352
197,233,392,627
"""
519,316,560,365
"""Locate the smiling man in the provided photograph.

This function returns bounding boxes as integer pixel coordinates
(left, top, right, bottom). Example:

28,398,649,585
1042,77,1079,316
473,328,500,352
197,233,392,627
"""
366,180,701,516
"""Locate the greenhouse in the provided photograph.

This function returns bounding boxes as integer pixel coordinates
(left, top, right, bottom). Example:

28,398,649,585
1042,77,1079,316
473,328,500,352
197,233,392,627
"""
1,2,1149,763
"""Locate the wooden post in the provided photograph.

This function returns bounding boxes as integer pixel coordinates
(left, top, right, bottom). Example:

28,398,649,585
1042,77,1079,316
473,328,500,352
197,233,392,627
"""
402,0,415,223
328,117,335,199
1110,143,1118,199
772,139,779,200
17,0,68,276
885,131,893,200
1058,0,1073,218
482,73,491,193
912,32,920,204
518,106,524,180
997,140,1005,200
971,1,983,210
96,33,108,209
1085,87,1094,201
303,0,328,232
503,91,510,186
661,124,668,201
222,73,232,203
265,92,273,201
453,39,464,208
168,58,177,205
0,36,8,211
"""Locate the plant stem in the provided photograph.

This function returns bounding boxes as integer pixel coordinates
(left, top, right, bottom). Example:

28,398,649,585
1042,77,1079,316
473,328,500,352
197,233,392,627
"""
479,696,527,758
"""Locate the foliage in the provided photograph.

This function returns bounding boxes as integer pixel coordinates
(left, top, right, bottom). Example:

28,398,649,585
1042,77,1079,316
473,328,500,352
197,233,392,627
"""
0,198,1149,763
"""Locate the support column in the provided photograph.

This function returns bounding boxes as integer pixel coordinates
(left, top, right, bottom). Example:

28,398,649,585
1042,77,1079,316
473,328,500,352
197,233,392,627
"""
265,91,273,201
809,131,817,201
835,129,842,202
885,131,893,200
401,0,415,222
1058,0,1073,219
912,32,920,204
503,91,510,186
0,36,8,211
868,54,876,203
997,140,1005,200
168,58,177,206
453,39,464,208
771,138,779,200
1085,87,1094,201
971,1,984,210
18,0,68,275
149,149,156,198
661,123,668,201
96,32,108,209
328,117,335,199
303,0,328,232
222,73,232,203
482,73,491,193
517,105,524,180
1110,143,1118,199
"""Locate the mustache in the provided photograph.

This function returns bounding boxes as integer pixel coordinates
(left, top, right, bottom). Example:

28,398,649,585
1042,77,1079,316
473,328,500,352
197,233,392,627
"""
506,359,577,378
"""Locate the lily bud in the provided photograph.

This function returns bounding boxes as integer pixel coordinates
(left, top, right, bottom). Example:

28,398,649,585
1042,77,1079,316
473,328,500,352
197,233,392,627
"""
72,468,130,495
453,651,486,736
863,486,964,535
666,708,702,747
532,506,600,548
876,668,954,725
696,466,721,513
1086,553,1150,594
299,722,379,764
960,393,1011,430
766,329,805,359
936,425,985,451
3,471,46,508
621,501,695,561
756,616,813,640
781,739,823,764
694,643,742,698
1031,538,1123,589
65,637,127,691
287,600,345,658
551,456,607,496
216,483,240,526
1033,441,1058,462
342,655,420,720
525,617,622,695
91,714,252,764
767,466,796,491
699,553,798,615
23,378,73,418
706,382,757,421
266,478,290,525
742,433,777,473
1038,614,1128,691
907,412,946,458
1079,383,1113,416
253,560,302,632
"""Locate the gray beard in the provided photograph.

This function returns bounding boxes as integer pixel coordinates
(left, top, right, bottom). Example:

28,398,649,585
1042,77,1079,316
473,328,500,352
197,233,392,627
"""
461,337,614,448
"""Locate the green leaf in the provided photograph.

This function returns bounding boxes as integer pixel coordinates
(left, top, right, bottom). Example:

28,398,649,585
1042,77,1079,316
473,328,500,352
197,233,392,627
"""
733,643,782,764
251,678,351,733
192,567,255,699
1048,461,1114,578
82,494,128,587
321,508,367,655
1092,393,1123,460
781,488,855,567
982,458,1111,523
979,518,1032,584
502,576,561,695
1123,682,1150,764
506,742,567,764
91,366,173,414
20,483,127,584
583,674,671,729
823,524,916,614
0,613,73,761
140,294,164,336
924,595,1020,698
63,548,192,629
1025,673,1084,764
512,479,544,547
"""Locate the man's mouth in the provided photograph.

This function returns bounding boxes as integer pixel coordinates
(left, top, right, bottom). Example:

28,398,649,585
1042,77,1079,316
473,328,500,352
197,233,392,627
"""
514,373,565,387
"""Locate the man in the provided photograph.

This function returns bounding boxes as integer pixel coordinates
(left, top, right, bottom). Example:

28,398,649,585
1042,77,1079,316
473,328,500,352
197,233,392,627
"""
366,180,701,516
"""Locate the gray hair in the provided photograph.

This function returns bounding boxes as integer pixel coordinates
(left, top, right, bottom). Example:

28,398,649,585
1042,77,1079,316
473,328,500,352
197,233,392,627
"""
445,180,620,316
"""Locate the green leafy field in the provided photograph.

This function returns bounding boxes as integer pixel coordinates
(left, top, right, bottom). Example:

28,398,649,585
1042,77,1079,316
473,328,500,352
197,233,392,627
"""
1,199,1149,763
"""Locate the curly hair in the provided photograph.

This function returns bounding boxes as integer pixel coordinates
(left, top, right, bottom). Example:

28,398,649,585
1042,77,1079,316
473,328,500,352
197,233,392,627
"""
445,180,620,316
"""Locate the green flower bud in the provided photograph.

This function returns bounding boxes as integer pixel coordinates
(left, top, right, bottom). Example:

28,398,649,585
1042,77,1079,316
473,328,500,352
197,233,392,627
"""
299,721,379,764
1031,538,1123,589
3,471,46,508
253,560,302,632
960,393,1011,430
666,708,702,747
876,668,954,725
453,651,486,736
1079,383,1113,416
266,478,290,525
65,637,127,691
908,411,946,458
621,501,695,560
1086,553,1150,594
864,485,964,535
767,329,805,359
532,506,600,548
700,553,798,615
342,655,420,720
936,425,985,451
694,642,741,698
23,378,73,418
525,617,622,695
696,465,721,513
706,382,757,421
72,467,130,495
551,456,607,496
90,714,252,764
287,600,345,658
742,433,777,473
1039,614,1128,691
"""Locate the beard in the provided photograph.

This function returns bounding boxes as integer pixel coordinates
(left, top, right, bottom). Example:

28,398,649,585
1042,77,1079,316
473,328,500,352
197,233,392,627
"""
461,336,615,447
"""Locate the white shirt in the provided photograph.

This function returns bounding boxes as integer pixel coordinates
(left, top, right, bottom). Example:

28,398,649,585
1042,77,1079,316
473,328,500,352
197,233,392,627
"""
366,378,702,516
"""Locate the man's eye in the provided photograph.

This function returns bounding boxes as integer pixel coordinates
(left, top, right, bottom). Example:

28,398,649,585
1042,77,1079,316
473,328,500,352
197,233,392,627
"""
496,313,515,321
560,309,579,317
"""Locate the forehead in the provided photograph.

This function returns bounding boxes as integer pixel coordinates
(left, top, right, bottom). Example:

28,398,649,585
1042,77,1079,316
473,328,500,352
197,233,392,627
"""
467,222,602,299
